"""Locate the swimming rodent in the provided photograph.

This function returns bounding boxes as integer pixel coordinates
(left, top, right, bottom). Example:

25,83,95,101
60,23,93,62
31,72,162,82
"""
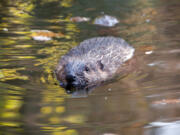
55,37,135,94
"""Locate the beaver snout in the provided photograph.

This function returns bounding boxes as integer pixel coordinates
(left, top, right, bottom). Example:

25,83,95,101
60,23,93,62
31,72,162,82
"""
63,74,87,93
66,74,76,83
58,75,76,89
65,75,77,90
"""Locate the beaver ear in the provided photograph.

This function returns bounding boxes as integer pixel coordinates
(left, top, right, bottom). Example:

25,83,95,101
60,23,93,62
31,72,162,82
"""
97,60,104,70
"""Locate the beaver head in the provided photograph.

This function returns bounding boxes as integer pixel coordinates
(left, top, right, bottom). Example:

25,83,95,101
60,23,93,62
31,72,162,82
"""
55,59,107,93
55,37,135,94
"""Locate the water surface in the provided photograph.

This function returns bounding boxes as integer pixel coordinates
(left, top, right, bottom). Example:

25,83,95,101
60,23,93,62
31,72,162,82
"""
0,0,180,135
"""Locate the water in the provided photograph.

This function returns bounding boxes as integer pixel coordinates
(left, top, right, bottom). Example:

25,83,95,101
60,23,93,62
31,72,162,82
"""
0,0,180,135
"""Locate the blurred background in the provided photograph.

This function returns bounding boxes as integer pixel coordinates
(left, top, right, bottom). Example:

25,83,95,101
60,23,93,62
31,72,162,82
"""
0,0,180,135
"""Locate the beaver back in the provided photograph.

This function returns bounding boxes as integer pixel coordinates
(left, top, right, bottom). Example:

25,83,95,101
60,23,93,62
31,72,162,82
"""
62,37,135,73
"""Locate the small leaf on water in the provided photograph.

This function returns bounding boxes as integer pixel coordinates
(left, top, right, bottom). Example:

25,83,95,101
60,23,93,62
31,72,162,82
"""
31,30,65,41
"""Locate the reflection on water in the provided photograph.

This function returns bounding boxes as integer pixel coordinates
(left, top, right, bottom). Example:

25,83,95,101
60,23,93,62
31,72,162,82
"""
145,121,180,135
0,0,180,135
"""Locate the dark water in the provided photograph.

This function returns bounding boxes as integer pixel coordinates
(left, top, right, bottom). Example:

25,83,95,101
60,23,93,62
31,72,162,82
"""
0,0,180,135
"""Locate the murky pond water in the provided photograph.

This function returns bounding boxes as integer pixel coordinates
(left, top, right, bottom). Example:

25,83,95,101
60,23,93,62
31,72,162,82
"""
0,0,180,135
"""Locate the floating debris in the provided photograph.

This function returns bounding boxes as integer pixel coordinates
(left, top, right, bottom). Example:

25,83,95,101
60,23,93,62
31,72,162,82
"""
31,30,64,41
94,15,119,27
70,16,90,22
145,51,153,55
3,28,8,32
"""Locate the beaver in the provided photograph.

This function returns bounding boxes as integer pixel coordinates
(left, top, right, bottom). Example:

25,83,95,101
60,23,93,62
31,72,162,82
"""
55,36,135,94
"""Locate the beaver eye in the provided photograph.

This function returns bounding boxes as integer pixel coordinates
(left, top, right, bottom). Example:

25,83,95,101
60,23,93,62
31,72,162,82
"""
85,66,90,72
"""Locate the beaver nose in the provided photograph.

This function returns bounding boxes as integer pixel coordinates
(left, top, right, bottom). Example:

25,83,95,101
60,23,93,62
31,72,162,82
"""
66,75,76,83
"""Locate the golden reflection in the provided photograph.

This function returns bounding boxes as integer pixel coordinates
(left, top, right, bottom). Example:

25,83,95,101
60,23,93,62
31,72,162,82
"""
5,98,22,109
64,115,86,124
14,45,32,48
39,84,82,134
39,69,83,134
9,7,32,19
8,0,34,18
55,106,65,113
49,117,62,124
41,106,53,114
61,0,73,7
0,82,25,129
0,22,8,30
65,23,80,33
52,129,78,135
0,39,16,45
33,17,83,133
41,126,78,135
13,56,36,59
0,68,28,81
0,70,4,78
39,0,60,5
41,88,65,103
41,126,66,131
35,40,77,73
0,121,20,127
1,112,19,118
1,98,21,119
13,31,31,35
